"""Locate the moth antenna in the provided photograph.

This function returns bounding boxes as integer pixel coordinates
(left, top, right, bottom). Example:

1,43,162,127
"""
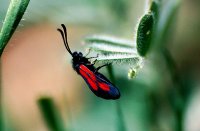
57,26,72,55
61,24,73,55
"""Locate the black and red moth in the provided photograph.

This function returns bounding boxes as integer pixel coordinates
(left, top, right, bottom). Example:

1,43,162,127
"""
57,24,120,100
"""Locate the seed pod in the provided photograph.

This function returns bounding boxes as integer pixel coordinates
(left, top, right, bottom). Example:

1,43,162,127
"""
136,13,154,57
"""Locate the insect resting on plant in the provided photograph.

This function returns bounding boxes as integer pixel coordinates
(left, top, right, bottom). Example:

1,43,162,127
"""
57,24,120,100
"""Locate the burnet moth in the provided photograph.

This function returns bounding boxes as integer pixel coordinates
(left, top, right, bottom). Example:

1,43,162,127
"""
57,24,120,100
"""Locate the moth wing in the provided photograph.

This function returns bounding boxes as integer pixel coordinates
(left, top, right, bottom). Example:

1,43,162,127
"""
79,65,120,100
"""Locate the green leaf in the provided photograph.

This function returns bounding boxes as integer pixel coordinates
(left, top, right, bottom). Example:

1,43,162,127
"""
136,13,154,56
96,53,142,65
85,35,135,48
0,1,30,130
84,35,142,70
84,35,137,55
38,97,65,131
86,42,137,54
0,0,30,56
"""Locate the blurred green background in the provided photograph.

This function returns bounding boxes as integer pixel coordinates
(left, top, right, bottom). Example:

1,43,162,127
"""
1,0,200,131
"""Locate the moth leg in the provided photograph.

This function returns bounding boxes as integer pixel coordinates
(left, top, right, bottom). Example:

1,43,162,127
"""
83,59,97,66
92,59,97,65
84,48,91,57
95,63,112,73
87,54,99,59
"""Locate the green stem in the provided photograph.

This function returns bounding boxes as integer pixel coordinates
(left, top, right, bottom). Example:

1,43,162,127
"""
115,101,126,131
0,0,30,56
106,65,116,84
0,0,30,130
0,61,2,131
162,49,184,131
38,97,65,131
151,0,180,52
106,65,126,131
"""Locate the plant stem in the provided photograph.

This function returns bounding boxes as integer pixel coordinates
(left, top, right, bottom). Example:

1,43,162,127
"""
0,0,30,56
106,65,127,131
115,101,126,131
162,49,184,131
38,97,65,131
0,0,30,130
106,65,116,84
0,61,2,131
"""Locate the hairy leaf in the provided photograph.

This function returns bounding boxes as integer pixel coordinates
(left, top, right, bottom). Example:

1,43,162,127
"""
96,53,142,65
86,42,137,54
85,35,135,48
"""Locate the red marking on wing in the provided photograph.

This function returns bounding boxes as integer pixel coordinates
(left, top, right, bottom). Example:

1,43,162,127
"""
79,65,98,91
99,82,110,91
79,65,110,92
